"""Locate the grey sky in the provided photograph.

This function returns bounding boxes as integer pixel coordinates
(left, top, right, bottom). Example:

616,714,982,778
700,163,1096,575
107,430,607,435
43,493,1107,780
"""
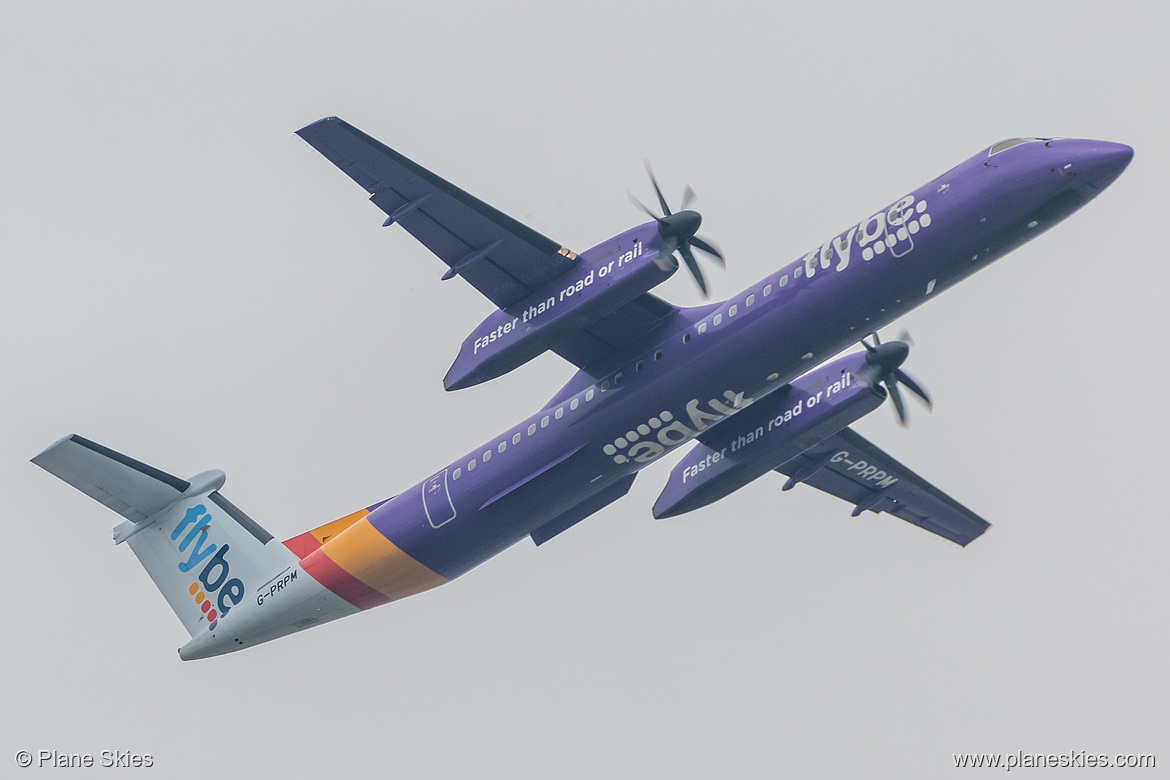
4,1,1166,777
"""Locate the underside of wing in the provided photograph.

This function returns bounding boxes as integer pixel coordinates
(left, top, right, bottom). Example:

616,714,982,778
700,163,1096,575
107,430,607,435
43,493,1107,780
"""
32,434,189,523
296,117,579,309
550,292,678,369
775,427,990,546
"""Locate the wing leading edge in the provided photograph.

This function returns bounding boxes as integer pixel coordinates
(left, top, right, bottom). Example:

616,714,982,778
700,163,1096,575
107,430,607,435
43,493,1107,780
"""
298,116,679,373
296,117,580,310
774,427,991,546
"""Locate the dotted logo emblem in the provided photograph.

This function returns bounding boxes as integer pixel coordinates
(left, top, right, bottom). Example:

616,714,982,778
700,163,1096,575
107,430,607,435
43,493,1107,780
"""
188,581,219,631
860,198,931,262
603,411,674,464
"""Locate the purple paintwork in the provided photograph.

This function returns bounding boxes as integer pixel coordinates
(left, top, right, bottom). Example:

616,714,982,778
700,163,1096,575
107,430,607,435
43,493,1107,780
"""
303,127,1132,578
445,222,672,389
35,128,1134,661
653,351,886,518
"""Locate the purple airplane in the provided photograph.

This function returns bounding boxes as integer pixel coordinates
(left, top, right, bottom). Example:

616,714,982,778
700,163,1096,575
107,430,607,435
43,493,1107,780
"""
33,122,1132,659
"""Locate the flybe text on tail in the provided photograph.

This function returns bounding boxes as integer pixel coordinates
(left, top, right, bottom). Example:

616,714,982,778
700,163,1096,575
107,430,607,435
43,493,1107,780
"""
171,504,246,631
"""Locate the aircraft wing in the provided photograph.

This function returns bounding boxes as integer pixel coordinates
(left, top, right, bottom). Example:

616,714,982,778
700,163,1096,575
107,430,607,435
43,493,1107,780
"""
774,427,990,546
297,116,679,371
296,117,580,310
549,292,677,368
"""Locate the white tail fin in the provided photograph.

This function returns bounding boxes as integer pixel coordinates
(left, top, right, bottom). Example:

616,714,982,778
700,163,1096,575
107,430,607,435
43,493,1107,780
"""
33,435,297,637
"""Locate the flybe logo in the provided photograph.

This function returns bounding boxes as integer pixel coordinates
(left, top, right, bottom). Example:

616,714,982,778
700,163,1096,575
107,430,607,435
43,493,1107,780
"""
604,390,753,465
171,504,245,632
801,195,932,279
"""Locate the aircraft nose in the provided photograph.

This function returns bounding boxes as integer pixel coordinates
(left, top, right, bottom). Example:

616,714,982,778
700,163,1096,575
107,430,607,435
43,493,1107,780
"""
1061,140,1133,193
1084,141,1134,190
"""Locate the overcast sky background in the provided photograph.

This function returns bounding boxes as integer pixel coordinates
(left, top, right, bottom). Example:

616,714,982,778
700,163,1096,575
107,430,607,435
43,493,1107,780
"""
3,2,1167,777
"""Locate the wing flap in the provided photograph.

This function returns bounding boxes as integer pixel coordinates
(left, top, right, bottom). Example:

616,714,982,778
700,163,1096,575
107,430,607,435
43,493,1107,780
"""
550,293,678,369
297,117,579,309
775,427,990,546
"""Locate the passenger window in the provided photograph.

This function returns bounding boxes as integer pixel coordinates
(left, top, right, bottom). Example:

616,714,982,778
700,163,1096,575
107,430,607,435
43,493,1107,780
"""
601,380,610,391
636,360,644,371
764,284,772,296
614,372,623,385
713,314,722,326
512,433,521,445
541,416,550,428
483,450,491,462
528,423,537,435
683,332,691,344
467,459,476,471
586,388,594,401
746,294,754,307
794,266,803,279
698,322,707,334
452,468,461,480
729,304,737,317
654,349,663,361
779,275,788,287
571,398,579,410
555,407,564,419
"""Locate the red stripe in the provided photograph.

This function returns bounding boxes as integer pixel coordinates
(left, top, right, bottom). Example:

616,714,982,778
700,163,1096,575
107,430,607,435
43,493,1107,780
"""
300,549,390,610
283,530,323,559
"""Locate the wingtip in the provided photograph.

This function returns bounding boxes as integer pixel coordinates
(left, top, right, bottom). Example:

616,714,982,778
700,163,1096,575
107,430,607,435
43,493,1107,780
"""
295,116,342,137
30,433,79,465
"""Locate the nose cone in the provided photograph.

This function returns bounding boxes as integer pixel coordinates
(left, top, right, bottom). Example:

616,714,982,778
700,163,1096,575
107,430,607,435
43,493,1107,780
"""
1051,139,1133,194
658,210,702,242
1081,141,1133,192
866,341,909,373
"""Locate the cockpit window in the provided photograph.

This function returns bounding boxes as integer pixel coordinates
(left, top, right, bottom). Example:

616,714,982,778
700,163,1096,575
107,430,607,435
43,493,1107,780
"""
989,138,1048,156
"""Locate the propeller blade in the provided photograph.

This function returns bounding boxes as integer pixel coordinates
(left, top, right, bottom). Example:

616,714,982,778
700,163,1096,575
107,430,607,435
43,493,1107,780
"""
628,193,661,222
872,331,883,346
884,373,907,426
630,164,722,295
678,243,708,297
860,338,877,354
894,368,932,407
645,163,672,216
690,235,725,266
897,329,915,347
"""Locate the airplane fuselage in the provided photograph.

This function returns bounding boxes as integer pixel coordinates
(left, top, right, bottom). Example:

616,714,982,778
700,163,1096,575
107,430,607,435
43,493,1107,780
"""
175,137,1132,659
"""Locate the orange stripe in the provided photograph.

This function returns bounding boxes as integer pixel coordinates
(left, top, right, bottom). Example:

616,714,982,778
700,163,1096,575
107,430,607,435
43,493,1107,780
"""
320,518,447,602
311,509,369,545
283,509,370,559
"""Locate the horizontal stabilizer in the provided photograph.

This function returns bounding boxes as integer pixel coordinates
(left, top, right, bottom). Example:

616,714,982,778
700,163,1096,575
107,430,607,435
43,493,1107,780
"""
32,435,191,524
34,435,297,638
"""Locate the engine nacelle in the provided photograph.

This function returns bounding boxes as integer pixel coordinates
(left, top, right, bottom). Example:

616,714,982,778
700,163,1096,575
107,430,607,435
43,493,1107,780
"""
652,352,886,518
444,223,674,390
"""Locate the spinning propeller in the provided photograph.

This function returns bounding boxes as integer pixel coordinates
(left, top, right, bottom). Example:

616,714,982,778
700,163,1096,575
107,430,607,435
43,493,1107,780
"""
858,330,932,426
630,164,724,296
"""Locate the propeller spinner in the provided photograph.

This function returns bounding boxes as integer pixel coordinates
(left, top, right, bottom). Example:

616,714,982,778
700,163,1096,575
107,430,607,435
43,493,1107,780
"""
630,164,724,296
858,331,932,426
